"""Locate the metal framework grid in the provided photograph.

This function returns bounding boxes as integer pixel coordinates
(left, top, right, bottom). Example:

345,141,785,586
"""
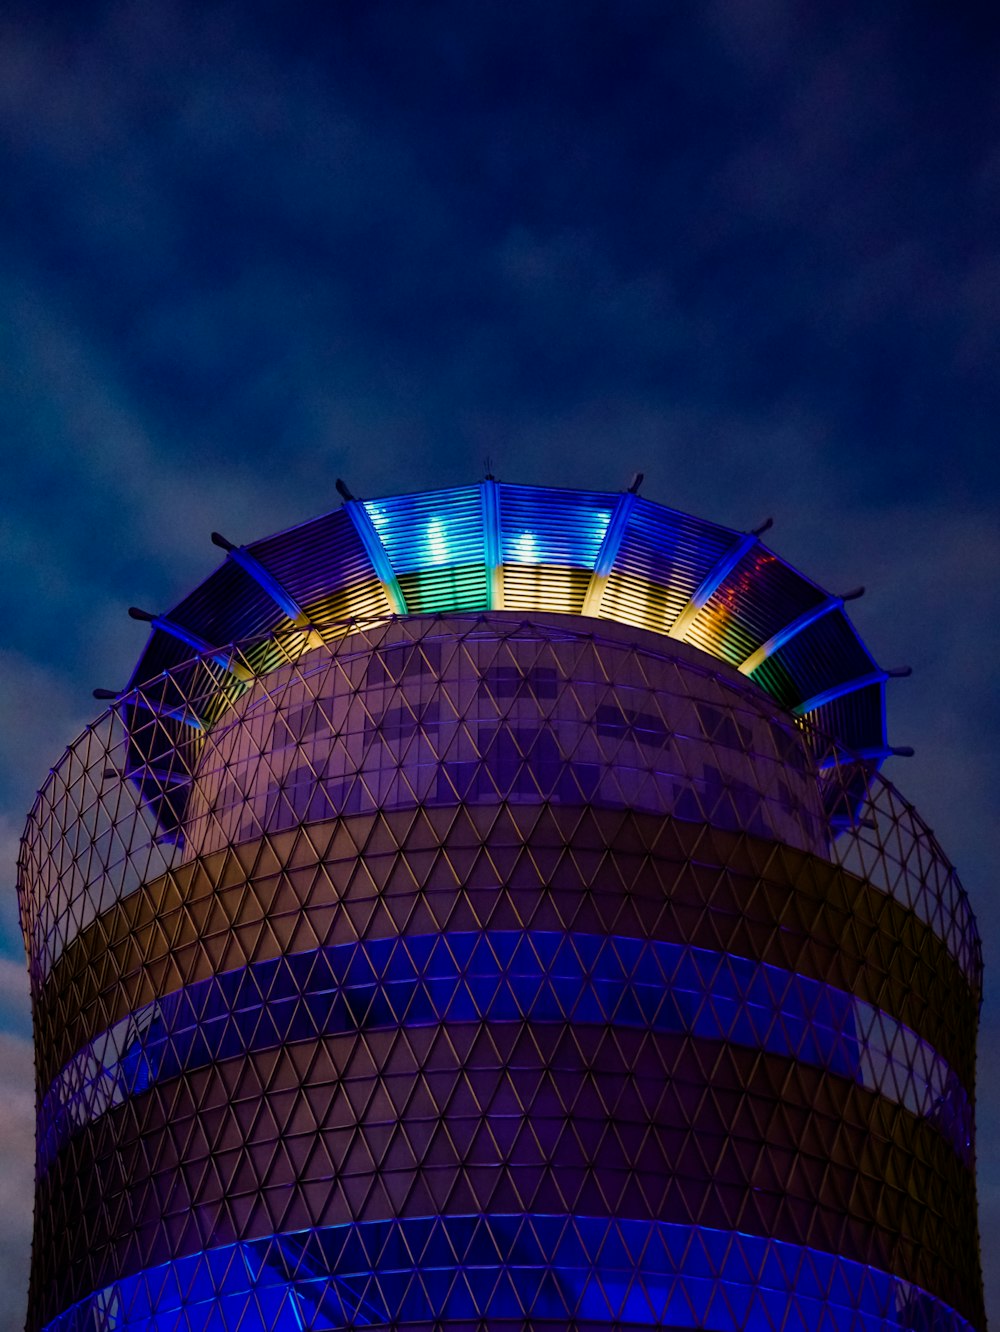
17,489,984,1332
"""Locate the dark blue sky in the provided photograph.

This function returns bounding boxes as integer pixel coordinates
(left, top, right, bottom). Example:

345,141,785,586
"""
1,2,998,1325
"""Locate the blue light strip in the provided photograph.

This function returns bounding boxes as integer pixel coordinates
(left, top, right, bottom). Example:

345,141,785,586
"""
346,501,408,615
224,546,310,626
145,614,252,681
739,595,841,675
793,671,889,717
44,1213,977,1332
667,531,758,640
39,931,971,1171
592,492,637,578
480,479,503,609
582,491,636,617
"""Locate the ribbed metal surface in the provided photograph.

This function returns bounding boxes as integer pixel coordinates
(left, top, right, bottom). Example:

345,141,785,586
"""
809,682,886,755
365,485,485,576
687,548,828,666
498,482,618,569
606,498,738,631
754,609,877,712
169,559,278,650
123,483,893,824
250,508,372,608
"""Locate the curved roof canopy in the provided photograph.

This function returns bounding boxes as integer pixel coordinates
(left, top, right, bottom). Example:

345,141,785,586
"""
120,482,898,832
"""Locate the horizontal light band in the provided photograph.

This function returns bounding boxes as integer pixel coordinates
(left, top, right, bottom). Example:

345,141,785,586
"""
44,1212,976,1332
40,931,971,1171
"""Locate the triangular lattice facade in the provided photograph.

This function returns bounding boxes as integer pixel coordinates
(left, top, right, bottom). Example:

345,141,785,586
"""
19,549,984,1331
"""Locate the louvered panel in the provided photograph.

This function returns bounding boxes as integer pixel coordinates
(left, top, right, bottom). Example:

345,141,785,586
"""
127,631,192,688
686,548,827,666
305,579,390,628
684,597,759,666
805,683,886,755
753,609,877,711
398,565,489,614
249,508,371,607
599,573,679,635
745,654,799,710
364,486,483,576
170,559,280,648
501,565,591,615
611,499,738,630
498,483,617,569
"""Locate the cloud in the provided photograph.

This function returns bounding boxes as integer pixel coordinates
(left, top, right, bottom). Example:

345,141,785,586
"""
0,1034,34,1329
0,0,997,1323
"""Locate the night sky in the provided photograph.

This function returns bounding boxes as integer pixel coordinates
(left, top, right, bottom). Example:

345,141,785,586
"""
1,2,998,1326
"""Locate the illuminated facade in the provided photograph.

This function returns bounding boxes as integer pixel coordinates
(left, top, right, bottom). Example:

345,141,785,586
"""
19,483,983,1331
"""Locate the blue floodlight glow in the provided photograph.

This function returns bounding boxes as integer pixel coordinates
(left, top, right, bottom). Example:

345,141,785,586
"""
425,517,449,564
365,503,388,533
39,931,971,1171
45,1214,977,1332
513,530,538,563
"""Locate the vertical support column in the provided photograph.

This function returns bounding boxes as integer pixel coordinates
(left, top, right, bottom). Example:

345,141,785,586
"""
581,491,636,619
211,532,312,628
344,501,408,616
738,589,864,676
481,479,504,611
667,532,758,640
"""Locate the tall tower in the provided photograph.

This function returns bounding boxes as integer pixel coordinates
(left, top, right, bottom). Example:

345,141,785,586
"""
19,483,983,1332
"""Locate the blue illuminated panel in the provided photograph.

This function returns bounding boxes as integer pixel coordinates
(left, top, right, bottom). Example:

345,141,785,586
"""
363,486,489,612
40,931,972,1170
363,487,485,575
497,483,618,568
46,1214,976,1332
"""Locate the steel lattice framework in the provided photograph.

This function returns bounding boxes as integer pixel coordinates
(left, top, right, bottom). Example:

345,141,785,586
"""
17,486,984,1332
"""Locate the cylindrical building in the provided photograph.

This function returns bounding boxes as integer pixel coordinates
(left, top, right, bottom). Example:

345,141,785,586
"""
18,483,983,1332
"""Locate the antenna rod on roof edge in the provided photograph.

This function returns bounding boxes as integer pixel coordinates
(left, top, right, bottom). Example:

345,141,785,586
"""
628,472,644,493
335,478,355,502
751,517,773,536
841,586,865,601
93,688,119,700
211,532,236,552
